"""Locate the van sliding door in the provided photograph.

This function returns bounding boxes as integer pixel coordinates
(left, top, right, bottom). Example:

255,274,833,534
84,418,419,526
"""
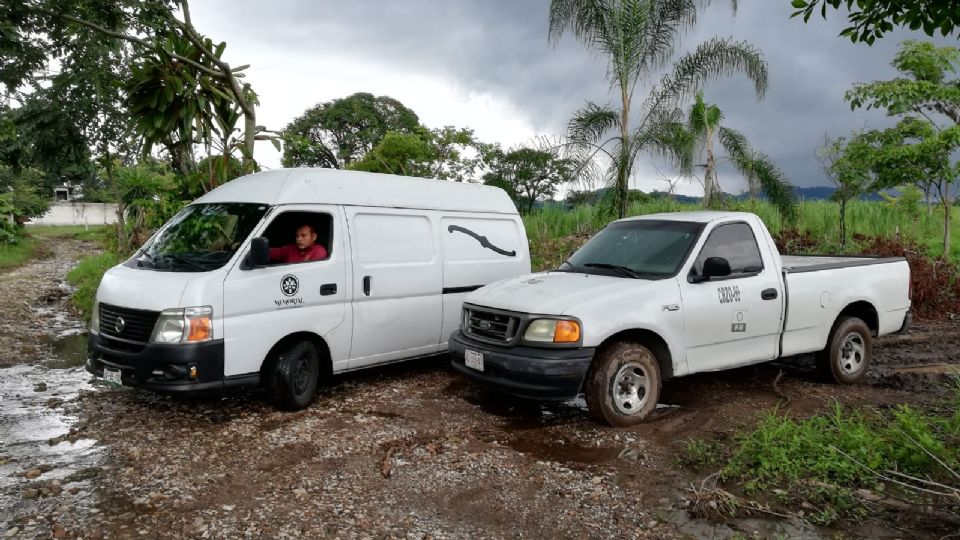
345,208,442,368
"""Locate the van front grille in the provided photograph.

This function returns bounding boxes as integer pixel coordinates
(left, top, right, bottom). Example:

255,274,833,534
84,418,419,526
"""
99,303,160,344
464,307,519,344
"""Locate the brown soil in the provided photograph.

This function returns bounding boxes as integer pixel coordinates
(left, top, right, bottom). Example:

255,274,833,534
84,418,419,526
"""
1,239,958,539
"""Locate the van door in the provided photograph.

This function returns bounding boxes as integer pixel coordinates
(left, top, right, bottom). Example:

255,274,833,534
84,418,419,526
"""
679,221,783,373
439,214,528,348
222,205,351,377
345,208,442,368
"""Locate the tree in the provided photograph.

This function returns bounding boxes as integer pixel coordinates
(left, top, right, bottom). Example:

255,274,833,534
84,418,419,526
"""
549,0,768,218
17,0,267,170
683,92,796,219
348,131,435,177
0,166,50,224
483,146,574,213
818,135,871,251
790,1,960,44
282,93,421,169
845,40,960,257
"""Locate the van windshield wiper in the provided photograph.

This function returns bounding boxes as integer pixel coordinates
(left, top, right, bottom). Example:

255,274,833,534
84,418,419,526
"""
582,263,644,279
158,254,208,272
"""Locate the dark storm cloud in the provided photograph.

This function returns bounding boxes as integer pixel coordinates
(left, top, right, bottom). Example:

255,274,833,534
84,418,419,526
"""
201,1,956,189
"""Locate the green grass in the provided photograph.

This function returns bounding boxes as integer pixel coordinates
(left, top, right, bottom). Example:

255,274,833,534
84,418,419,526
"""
66,251,120,321
0,235,40,270
704,391,960,525
524,200,960,271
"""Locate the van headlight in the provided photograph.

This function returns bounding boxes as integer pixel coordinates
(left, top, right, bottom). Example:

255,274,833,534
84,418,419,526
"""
90,299,100,333
523,318,581,344
150,306,213,344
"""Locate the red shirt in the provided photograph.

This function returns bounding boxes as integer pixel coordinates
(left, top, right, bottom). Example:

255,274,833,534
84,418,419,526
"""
269,243,328,263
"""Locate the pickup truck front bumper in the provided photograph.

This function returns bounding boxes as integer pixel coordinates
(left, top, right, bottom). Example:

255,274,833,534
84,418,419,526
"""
449,331,595,400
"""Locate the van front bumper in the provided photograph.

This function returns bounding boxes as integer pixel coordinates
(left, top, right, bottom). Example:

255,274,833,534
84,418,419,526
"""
449,331,595,400
85,332,253,394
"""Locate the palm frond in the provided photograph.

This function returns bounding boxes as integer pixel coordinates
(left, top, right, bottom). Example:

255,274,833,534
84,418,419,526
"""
568,102,620,144
634,108,695,175
634,0,698,75
548,0,614,50
643,37,768,120
720,127,796,221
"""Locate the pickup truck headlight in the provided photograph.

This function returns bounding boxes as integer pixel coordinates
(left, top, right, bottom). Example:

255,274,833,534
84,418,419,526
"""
90,299,100,333
524,319,581,344
150,306,213,344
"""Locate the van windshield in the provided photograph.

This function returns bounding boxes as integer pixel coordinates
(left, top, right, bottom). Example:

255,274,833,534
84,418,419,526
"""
131,203,269,272
558,220,703,279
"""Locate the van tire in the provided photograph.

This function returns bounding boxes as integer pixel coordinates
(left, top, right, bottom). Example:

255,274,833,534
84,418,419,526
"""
585,341,661,427
816,316,872,384
267,340,320,410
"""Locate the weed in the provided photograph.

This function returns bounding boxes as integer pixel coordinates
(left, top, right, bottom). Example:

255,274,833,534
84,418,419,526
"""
66,252,120,321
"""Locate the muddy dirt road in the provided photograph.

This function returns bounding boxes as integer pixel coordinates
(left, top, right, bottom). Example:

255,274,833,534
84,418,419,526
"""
1,239,958,539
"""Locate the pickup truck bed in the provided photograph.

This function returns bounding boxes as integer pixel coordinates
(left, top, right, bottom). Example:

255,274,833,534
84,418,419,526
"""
781,255,905,273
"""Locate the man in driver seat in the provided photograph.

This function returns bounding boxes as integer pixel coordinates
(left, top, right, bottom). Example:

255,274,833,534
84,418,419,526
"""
270,224,328,263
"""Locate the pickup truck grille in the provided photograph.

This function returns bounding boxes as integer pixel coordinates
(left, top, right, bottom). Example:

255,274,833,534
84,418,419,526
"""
99,303,160,344
464,307,519,344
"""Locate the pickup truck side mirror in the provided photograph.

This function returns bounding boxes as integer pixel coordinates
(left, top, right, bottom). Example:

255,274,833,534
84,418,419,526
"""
702,257,732,279
245,237,270,269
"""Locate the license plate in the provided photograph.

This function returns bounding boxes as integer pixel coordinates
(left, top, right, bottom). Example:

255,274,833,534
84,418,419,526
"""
464,349,484,371
103,367,122,386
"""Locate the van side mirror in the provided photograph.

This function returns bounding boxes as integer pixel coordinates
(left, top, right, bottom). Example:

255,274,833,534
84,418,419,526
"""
703,257,732,279
245,237,270,269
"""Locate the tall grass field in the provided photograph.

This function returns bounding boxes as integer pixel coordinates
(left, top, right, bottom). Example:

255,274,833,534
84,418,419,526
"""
524,200,960,271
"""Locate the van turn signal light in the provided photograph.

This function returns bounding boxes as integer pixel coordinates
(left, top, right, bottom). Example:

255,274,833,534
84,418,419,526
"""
554,320,581,343
187,317,212,342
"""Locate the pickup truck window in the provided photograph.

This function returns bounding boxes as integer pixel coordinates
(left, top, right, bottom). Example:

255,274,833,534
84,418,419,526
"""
560,220,703,278
691,222,764,278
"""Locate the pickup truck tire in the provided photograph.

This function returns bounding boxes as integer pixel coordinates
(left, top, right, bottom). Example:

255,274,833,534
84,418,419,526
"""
817,316,873,384
266,340,320,410
585,341,661,426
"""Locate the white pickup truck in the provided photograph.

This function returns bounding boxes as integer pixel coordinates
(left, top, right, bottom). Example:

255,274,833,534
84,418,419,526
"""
450,211,912,426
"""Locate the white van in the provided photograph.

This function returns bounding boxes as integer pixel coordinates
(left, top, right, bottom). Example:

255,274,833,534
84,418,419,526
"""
86,168,530,409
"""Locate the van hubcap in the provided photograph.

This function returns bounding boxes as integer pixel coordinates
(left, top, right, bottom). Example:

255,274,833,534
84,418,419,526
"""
612,362,648,415
294,354,311,395
839,332,865,375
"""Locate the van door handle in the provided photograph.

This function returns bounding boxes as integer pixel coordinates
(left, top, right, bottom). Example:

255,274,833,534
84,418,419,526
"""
362,276,371,296
761,288,778,300
320,283,337,296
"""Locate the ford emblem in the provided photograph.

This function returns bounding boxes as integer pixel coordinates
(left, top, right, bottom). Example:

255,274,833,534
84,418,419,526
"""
478,320,492,330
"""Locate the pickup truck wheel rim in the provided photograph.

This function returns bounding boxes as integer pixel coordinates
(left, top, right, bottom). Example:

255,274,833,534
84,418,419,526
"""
612,362,648,415
839,332,865,375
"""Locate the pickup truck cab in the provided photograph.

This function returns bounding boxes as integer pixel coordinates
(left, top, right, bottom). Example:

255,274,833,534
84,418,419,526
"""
450,211,912,426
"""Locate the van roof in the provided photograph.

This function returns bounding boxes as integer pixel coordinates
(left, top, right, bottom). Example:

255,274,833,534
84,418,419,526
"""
193,168,519,215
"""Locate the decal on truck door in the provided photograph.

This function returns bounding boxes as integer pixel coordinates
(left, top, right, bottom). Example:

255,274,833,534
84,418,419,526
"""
731,310,747,332
717,285,741,304
275,274,305,309
447,225,516,257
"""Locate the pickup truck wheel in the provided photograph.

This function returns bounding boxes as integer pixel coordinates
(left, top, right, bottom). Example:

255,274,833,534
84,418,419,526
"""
817,316,872,384
585,341,661,427
267,340,320,410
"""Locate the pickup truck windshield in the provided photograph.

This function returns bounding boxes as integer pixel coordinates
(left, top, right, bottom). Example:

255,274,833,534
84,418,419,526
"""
559,220,703,278
130,203,268,272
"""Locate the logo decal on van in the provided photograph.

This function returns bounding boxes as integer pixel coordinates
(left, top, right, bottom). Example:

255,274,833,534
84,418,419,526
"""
281,274,299,296
448,225,516,257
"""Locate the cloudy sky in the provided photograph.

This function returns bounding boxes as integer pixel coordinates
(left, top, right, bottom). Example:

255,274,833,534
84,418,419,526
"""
189,1,954,196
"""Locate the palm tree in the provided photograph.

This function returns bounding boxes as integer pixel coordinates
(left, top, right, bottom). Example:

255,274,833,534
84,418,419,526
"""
549,0,768,218
686,91,796,219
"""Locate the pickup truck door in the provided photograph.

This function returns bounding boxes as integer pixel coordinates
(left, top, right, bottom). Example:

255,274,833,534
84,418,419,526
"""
679,221,784,373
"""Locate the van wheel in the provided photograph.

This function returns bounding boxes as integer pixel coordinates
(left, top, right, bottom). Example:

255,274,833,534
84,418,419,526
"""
585,341,661,427
816,316,872,384
267,340,320,410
